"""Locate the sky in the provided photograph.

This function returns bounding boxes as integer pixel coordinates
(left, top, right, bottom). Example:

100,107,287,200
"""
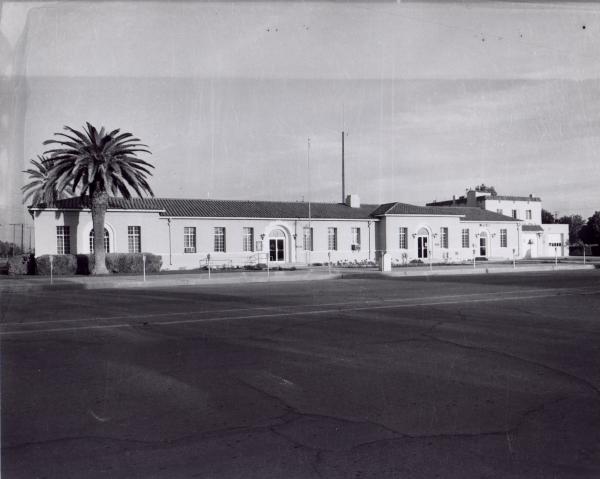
2,1,600,242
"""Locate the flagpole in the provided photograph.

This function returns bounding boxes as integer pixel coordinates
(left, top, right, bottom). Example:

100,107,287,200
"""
307,137,311,265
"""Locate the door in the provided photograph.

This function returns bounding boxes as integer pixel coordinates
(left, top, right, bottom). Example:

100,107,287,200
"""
269,238,285,262
417,236,428,259
479,236,487,257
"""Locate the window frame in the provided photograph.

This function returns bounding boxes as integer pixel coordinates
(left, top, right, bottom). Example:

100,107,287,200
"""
399,227,408,249
89,228,110,254
440,227,449,249
461,228,470,248
128,226,141,253
351,227,361,249
184,226,197,253
56,226,71,255
328,227,338,251
303,226,313,251
243,227,254,252
500,229,508,248
214,227,226,252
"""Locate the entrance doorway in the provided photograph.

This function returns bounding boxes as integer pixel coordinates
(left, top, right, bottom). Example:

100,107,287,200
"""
269,229,286,262
417,236,428,259
479,232,488,257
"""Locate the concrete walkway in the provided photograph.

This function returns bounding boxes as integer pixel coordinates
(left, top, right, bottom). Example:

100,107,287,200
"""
0,261,596,291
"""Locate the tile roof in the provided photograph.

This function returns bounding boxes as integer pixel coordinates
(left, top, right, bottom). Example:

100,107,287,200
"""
372,202,518,222
37,196,381,220
522,225,544,232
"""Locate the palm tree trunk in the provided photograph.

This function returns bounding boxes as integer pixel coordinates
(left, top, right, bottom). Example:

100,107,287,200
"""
91,189,109,275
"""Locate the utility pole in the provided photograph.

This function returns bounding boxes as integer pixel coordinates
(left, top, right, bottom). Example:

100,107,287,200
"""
342,130,345,203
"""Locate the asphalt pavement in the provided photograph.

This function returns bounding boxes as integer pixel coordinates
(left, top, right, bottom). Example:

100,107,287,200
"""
2,270,600,478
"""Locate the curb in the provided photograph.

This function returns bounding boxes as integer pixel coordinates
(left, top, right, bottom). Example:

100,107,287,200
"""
0,264,595,291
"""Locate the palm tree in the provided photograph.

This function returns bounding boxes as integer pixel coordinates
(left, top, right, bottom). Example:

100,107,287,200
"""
43,123,154,274
21,155,72,205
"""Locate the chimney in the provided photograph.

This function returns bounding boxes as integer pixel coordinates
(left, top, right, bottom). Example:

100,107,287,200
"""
466,190,477,207
452,195,456,206
346,194,360,208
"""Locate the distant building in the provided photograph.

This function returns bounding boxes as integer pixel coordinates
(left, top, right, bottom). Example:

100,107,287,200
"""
427,190,569,258
29,192,543,269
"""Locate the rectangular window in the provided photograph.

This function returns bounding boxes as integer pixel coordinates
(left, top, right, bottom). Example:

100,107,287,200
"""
512,209,518,219
351,227,361,250
243,227,254,252
328,227,338,251
399,227,408,249
214,227,226,252
526,210,532,220
184,227,196,253
496,209,503,215
303,227,313,251
500,229,508,248
440,227,448,249
461,228,470,248
128,226,141,253
56,226,71,254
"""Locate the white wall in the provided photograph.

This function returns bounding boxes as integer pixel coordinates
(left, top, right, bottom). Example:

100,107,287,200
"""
484,198,542,225
32,209,378,269
381,215,520,262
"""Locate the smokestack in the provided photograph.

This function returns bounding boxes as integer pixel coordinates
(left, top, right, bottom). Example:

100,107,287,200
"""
466,190,477,207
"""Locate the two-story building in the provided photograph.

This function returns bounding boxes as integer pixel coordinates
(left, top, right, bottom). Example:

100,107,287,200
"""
427,190,569,258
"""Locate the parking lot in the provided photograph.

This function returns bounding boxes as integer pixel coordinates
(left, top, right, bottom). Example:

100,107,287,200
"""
2,270,600,478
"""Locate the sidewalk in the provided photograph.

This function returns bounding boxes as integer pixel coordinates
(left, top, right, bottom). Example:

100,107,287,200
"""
0,262,595,291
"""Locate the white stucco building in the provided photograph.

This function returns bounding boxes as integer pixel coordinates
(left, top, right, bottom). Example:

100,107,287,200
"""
427,190,569,259
29,193,534,270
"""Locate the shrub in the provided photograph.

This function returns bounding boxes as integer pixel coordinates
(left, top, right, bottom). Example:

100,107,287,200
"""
103,253,162,274
7,254,36,275
409,259,424,264
36,254,77,275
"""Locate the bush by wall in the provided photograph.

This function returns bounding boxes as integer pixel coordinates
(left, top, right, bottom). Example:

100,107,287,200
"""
103,253,162,274
6,254,36,275
35,253,162,275
36,254,77,275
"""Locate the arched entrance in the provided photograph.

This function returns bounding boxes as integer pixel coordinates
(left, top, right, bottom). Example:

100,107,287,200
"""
416,227,429,259
89,228,110,253
479,231,488,257
269,229,286,262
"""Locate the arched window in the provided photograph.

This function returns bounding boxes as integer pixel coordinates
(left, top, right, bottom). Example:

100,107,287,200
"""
89,228,110,253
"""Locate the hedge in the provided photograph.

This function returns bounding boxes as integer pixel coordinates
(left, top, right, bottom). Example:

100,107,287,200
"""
6,254,36,275
35,252,162,275
83,253,162,274
36,254,77,275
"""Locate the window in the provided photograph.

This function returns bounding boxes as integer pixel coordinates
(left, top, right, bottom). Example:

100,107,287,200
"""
89,228,110,253
526,210,532,220
351,227,361,250
500,229,507,248
512,209,518,219
399,227,408,249
440,227,448,249
328,227,338,251
243,227,254,252
496,209,503,215
56,226,70,254
461,228,470,248
214,227,226,252
549,242,562,247
128,226,141,253
303,227,313,251
184,227,196,253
